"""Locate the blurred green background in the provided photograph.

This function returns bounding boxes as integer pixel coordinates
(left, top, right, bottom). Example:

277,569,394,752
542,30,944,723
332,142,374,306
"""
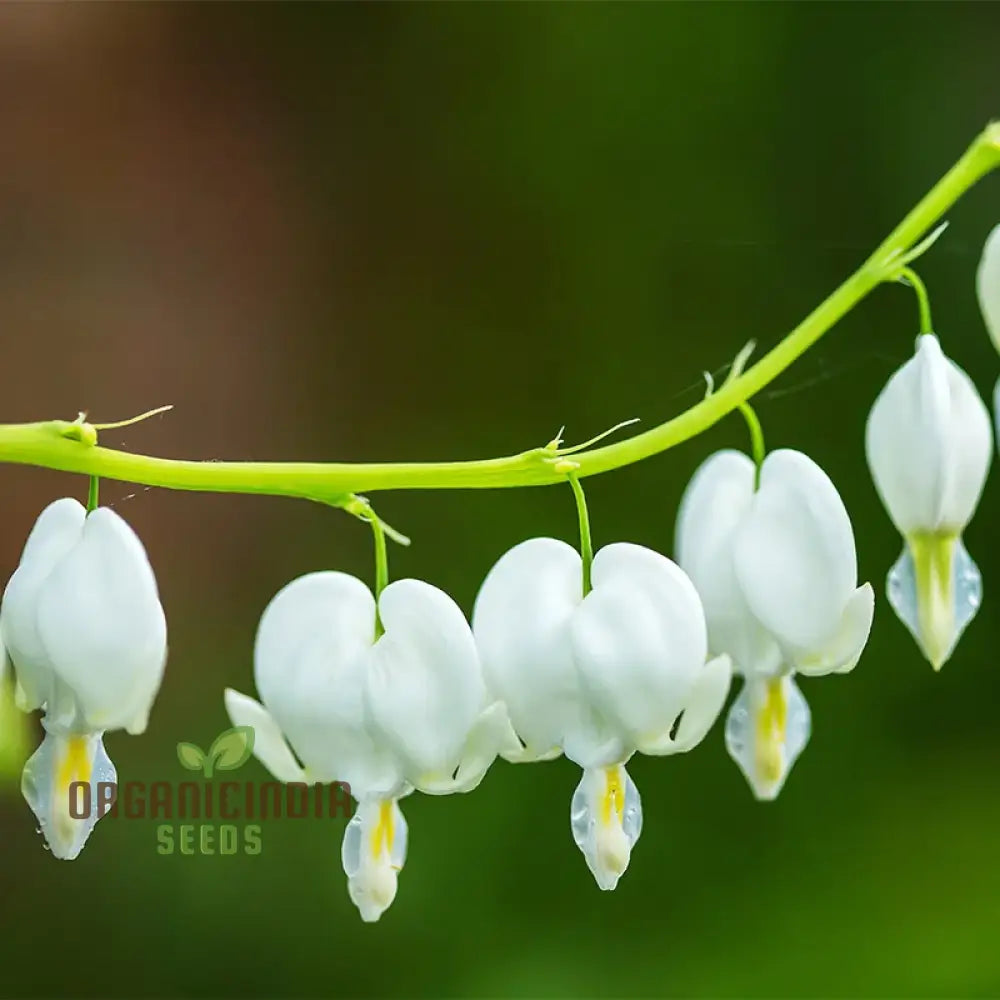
2,3,1000,997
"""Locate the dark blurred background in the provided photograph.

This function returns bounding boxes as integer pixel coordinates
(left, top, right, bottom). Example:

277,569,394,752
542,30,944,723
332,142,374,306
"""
1,3,1000,998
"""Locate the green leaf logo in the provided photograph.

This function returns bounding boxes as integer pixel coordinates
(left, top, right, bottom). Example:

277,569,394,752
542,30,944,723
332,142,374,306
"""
209,726,255,774
177,742,207,772
176,727,255,778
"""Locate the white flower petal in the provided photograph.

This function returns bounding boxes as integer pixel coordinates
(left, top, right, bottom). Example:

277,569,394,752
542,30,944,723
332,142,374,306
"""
675,451,782,676
639,654,732,755
0,641,7,689
0,498,86,717
865,335,992,535
365,579,488,787
223,688,307,783
977,223,1000,354
724,673,810,801
505,743,563,764
342,797,407,923
471,537,583,761
570,763,642,891
734,449,859,652
560,716,628,772
570,543,707,750
33,507,167,733
791,583,875,677
940,360,995,531
866,336,952,534
995,375,1000,449
21,728,117,860
887,534,981,671
253,572,398,796
676,450,755,572
417,701,520,795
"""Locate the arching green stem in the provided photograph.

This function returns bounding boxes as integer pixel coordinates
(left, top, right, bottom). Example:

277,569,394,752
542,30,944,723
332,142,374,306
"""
567,473,594,595
0,124,997,497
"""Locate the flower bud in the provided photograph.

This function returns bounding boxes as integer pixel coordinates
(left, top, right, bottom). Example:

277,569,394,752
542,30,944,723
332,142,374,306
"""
865,335,992,668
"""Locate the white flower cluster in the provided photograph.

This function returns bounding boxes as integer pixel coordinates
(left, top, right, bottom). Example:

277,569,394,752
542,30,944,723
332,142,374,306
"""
225,539,735,918
0,228,997,923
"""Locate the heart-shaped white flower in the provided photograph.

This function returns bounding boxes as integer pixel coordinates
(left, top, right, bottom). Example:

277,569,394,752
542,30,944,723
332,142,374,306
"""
472,539,730,890
866,334,992,669
226,570,514,922
0,497,167,859
676,448,873,799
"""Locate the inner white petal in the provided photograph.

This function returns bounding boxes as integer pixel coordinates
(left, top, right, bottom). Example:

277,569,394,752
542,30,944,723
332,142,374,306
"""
21,726,117,860
342,797,408,922
886,534,981,671
724,674,810,801
570,764,642,891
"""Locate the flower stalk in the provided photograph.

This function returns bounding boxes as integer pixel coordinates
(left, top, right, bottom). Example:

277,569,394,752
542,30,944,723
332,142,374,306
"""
737,402,765,490
897,266,934,335
566,473,594,596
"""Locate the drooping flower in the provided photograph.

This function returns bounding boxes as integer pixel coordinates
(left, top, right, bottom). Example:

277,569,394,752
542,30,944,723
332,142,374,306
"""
676,449,874,799
225,571,514,923
0,498,167,857
471,539,731,890
866,334,992,669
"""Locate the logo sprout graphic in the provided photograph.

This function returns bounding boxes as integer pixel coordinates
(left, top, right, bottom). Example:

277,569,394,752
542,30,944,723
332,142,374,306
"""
176,726,255,779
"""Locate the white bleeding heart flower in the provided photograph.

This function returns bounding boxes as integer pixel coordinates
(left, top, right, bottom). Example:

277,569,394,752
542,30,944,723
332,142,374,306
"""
472,539,731,891
676,448,874,800
866,334,992,670
225,571,514,923
0,497,167,859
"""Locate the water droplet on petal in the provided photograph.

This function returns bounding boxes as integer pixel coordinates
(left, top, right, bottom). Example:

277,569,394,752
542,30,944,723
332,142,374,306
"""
570,764,642,890
21,729,116,860
725,674,810,801
343,797,406,922
887,534,980,670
